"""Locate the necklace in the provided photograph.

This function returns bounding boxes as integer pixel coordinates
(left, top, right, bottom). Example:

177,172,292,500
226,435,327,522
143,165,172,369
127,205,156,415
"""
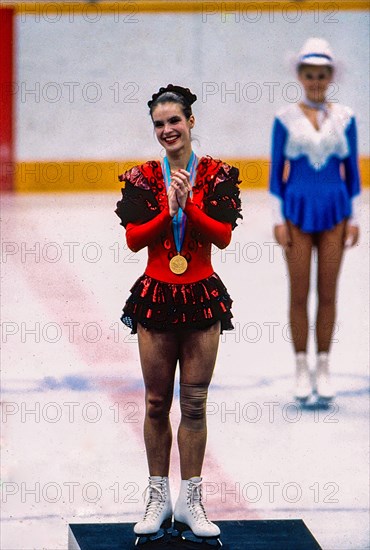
302,97,326,110
301,96,329,129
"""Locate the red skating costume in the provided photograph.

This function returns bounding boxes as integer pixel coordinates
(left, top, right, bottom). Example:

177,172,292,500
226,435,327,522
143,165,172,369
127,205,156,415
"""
115,155,242,333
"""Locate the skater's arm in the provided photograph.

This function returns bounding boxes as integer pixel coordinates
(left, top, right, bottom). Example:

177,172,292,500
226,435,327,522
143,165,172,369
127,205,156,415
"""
183,200,232,249
343,116,361,226
125,210,173,252
269,117,288,226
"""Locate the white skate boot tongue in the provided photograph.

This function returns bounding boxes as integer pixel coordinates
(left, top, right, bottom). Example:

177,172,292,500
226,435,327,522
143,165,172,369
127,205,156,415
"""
145,477,166,503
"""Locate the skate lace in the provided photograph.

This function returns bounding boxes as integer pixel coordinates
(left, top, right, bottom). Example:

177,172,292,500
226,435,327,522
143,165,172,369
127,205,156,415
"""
187,480,212,526
142,480,166,521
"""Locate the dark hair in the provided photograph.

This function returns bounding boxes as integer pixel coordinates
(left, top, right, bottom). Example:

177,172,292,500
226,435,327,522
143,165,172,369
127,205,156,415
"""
148,84,197,120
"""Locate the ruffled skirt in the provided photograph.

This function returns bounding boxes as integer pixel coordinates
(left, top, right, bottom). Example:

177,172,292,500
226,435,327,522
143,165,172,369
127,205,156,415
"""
121,273,234,334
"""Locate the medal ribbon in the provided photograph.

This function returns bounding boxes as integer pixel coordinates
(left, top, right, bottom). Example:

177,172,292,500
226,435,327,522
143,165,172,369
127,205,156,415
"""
162,151,198,254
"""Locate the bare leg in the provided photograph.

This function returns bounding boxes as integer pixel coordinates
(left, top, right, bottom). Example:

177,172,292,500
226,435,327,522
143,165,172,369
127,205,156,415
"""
177,321,221,479
316,221,346,352
137,324,179,476
286,222,314,352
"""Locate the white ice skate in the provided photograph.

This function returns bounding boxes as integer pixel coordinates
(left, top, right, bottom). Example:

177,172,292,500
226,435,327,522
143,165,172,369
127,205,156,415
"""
314,353,335,401
294,352,312,401
134,476,173,545
173,477,222,547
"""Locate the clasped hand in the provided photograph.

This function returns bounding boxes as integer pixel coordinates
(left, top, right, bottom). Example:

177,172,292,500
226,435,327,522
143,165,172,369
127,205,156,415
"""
167,169,191,217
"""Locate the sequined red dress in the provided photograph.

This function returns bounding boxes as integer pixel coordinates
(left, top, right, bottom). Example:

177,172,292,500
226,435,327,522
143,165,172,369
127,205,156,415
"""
115,156,242,333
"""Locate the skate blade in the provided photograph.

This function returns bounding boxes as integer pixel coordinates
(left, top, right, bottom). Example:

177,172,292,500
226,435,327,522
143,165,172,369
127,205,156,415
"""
173,521,222,546
135,518,173,545
317,395,334,405
313,387,334,401
295,396,310,404
135,529,168,545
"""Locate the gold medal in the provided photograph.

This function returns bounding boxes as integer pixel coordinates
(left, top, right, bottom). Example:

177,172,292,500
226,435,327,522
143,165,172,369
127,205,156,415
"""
169,254,188,275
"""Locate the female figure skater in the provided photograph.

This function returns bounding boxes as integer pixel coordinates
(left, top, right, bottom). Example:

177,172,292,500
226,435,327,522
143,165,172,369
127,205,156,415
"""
270,38,361,402
115,84,241,545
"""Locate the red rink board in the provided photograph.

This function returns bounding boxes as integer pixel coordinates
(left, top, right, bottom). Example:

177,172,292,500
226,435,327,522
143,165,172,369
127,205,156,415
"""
0,7,14,192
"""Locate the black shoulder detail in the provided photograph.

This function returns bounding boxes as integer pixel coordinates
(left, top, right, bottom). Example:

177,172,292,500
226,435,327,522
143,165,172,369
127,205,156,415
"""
203,164,242,229
115,166,160,227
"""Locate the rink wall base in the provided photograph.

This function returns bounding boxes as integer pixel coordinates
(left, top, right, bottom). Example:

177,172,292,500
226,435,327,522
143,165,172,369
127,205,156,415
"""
68,519,323,549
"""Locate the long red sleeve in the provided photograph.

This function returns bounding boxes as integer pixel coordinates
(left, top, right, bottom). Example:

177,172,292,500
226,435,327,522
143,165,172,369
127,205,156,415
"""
125,209,173,252
184,200,232,249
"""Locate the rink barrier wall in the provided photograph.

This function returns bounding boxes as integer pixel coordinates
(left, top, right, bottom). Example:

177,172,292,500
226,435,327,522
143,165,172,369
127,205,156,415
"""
1,2,368,192
11,157,370,192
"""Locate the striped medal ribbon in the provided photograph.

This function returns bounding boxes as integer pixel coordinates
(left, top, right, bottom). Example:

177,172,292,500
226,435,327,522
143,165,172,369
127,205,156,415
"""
162,151,198,274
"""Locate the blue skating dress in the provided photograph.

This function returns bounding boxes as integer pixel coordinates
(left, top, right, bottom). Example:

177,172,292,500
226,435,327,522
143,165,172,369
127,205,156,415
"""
269,103,361,232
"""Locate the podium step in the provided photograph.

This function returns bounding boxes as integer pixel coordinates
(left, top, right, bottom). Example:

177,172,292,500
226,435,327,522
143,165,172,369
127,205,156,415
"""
68,519,322,549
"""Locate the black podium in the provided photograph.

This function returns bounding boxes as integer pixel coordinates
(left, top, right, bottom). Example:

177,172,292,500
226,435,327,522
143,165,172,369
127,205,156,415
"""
68,520,323,549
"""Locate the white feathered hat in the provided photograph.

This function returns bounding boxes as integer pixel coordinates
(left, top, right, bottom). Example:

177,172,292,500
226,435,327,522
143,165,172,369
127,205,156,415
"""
296,37,334,68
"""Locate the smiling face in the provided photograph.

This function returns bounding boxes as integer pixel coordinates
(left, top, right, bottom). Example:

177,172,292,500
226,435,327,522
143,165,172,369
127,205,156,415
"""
298,64,333,103
151,102,195,155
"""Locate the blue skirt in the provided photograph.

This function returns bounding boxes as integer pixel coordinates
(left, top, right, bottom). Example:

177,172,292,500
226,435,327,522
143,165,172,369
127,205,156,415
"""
284,161,351,233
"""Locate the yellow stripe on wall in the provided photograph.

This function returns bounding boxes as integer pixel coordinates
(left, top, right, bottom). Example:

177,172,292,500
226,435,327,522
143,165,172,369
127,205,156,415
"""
2,1,369,13
14,157,369,192
14,160,140,193
0,0,369,13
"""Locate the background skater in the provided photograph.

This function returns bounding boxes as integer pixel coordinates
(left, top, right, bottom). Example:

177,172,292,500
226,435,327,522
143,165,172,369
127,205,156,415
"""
269,38,361,403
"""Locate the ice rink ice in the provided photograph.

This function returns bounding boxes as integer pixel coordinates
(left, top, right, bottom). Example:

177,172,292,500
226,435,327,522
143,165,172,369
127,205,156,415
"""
1,190,369,550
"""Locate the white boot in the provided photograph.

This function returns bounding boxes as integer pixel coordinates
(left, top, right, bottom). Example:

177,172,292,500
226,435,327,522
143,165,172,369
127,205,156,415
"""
294,352,311,400
134,476,172,537
315,352,335,399
174,477,220,538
